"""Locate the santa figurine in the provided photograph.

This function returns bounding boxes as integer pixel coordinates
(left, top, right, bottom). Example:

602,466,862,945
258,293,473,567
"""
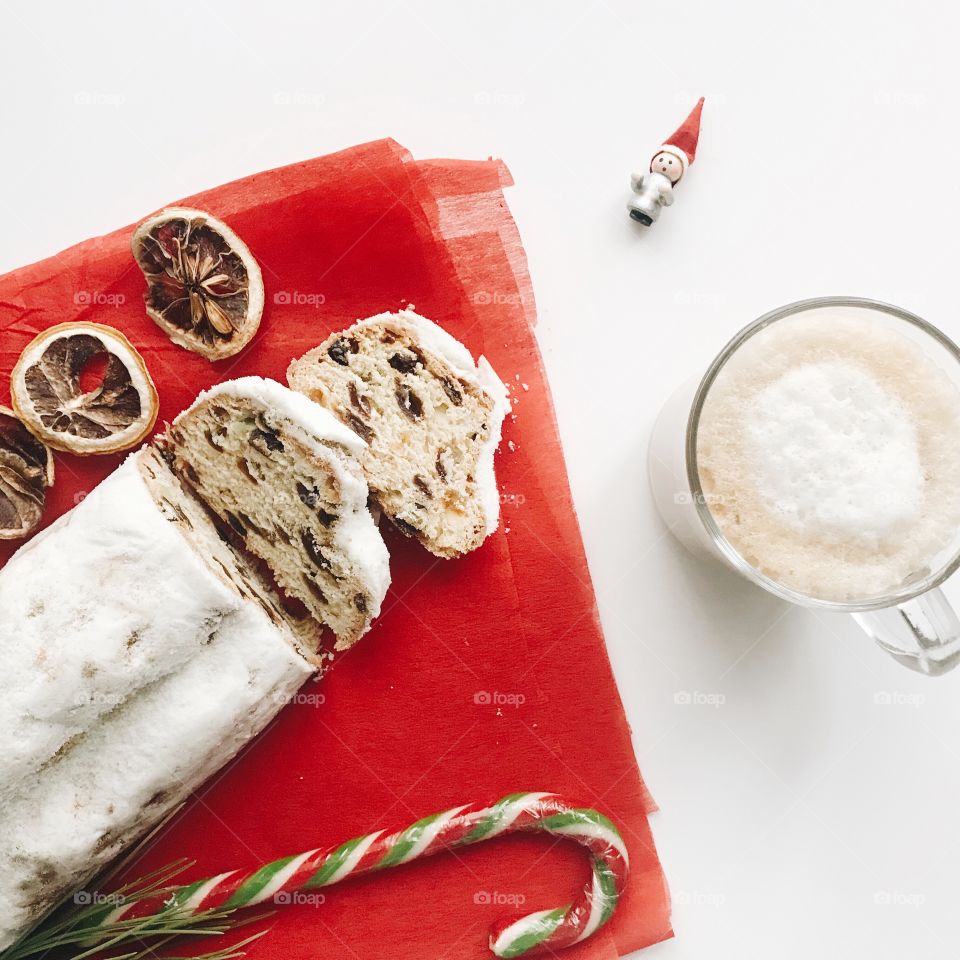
628,98,704,226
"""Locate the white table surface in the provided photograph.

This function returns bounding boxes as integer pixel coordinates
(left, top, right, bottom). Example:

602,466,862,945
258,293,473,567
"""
3,2,958,957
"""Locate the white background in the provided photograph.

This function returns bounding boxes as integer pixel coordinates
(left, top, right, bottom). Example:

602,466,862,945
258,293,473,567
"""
3,2,959,957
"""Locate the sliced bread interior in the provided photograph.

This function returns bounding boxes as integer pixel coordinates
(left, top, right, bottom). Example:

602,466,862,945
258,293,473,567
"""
162,377,390,649
137,445,322,662
287,310,509,558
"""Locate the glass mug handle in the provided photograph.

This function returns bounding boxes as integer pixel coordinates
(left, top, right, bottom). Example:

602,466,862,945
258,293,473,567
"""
852,588,960,676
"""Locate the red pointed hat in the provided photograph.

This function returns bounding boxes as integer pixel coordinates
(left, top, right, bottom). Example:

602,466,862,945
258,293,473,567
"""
659,97,705,171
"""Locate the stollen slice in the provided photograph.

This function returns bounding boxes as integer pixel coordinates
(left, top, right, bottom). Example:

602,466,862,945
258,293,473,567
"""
164,376,390,647
287,310,510,558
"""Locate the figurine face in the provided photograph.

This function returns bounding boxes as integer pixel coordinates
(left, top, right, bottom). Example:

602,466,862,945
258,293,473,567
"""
650,150,683,184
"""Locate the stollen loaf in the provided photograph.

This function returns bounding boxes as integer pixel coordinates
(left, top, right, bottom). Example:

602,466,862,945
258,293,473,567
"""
0,379,389,949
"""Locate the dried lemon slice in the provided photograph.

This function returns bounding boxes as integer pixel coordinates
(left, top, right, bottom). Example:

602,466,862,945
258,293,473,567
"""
0,406,54,539
10,323,159,455
131,207,265,361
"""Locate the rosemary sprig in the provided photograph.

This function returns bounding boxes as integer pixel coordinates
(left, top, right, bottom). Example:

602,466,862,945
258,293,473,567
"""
1,860,270,960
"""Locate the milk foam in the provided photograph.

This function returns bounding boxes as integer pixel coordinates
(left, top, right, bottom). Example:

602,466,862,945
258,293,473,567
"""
696,311,960,602
746,362,923,537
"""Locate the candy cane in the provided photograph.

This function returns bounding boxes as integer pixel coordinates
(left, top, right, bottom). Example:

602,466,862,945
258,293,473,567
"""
81,792,629,958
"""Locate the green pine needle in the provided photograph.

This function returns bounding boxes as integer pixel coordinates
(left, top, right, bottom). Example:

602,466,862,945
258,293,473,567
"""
1,861,272,960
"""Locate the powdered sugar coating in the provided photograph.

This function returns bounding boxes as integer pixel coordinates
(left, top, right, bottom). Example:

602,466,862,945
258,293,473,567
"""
182,376,367,458
0,455,312,948
475,356,510,535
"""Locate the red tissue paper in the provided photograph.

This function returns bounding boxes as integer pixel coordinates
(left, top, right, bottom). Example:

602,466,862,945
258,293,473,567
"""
0,139,672,958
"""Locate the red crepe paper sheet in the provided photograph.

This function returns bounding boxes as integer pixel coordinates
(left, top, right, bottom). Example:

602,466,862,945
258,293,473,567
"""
0,139,672,958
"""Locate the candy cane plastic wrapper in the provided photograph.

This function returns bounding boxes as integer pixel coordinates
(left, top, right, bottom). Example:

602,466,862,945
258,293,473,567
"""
79,792,629,958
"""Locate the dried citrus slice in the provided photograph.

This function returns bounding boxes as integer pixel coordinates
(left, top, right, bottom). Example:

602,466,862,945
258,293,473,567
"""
0,406,54,539
10,323,159,455
131,207,265,361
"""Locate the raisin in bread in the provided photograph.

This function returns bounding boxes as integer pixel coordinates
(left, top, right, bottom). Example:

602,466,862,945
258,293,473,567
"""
0,449,315,949
287,311,510,558
164,377,390,648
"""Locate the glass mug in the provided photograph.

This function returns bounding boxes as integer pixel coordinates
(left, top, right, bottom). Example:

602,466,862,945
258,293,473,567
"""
648,296,960,677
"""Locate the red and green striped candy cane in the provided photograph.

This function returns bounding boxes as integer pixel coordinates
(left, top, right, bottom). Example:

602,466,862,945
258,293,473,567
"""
85,792,629,958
